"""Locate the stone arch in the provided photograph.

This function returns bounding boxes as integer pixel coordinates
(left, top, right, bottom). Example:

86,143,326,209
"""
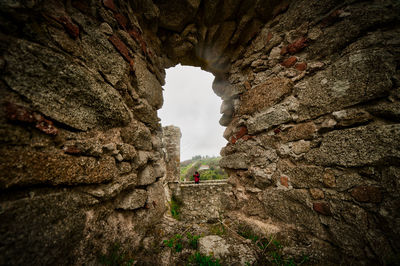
0,0,399,264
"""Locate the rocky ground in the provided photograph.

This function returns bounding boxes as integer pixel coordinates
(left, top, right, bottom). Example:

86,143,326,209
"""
113,211,316,266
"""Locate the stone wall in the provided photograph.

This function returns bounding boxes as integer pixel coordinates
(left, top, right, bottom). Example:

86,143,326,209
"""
162,126,182,184
218,1,400,263
0,0,399,264
0,1,168,264
175,180,232,223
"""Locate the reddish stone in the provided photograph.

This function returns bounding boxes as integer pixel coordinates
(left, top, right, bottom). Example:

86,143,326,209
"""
351,186,382,203
64,146,81,155
5,103,58,135
280,176,289,188
313,202,332,216
287,37,308,54
108,34,133,64
230,136,237,144
128,29,148,55
295,62,307,71
103,0,116,11
56,16,79,39
244,81,251,90
35,117,58,136
281,56,297,68
5,102,35,123
274,128,281,134
241,135,253,141
114,13,128,29
266,32,273,44
236,126,248,139
280,46,288,55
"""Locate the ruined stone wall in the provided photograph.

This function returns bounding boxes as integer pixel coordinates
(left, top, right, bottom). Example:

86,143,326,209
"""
178,180,232,223
218,1,400,264
0,0,399,264
0,1,168,264
162,125,181,184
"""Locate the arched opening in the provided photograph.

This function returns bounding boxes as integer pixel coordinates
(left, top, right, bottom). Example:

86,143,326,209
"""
0,0,398,264
158,65,226,161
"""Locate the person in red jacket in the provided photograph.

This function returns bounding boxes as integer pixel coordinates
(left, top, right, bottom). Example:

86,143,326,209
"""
193,171,200,184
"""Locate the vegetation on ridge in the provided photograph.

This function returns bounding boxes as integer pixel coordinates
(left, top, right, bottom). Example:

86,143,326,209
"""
180,155,227,181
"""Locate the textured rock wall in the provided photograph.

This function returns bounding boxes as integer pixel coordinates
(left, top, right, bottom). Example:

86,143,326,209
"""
177,180,232,223
162,125,181,183
217,1,400,264
1,0,399,264
0,1,167,264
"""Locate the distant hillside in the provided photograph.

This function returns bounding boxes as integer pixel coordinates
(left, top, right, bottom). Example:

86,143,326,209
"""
180,156,227,181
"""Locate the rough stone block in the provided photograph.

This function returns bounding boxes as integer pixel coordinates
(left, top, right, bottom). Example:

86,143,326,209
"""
351,186,382,203
3,39,131,131
0,148,117,188
240,77,293,115
313,202,332,216
120,121,152,151
281,122,316,142
133,56,163,109
117,143,137,161
310,188,324,199
332,108,372,127
305,124,400,167
296,48,395,120
246,104,292,134
115,189,147,210
138,164,156,186
199,235,230,260
295,62,307,71
157,0,201,32
281,56,297,68
219,153,249,169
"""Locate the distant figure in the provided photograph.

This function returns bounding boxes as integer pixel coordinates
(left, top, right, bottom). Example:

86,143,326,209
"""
193,171,200,184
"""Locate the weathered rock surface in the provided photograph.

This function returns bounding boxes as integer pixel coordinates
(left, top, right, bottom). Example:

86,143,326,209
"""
0,0,399,264
0,147,118,188
3,39,131,131
306,124,400,167
199,235,230,259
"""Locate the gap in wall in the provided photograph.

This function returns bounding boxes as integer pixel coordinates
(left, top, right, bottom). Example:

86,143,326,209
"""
158,64,227,162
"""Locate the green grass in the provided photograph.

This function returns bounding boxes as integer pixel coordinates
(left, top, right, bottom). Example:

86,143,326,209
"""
163,234,183,252
209,224,226,236
187,232,201,249
169,194,183,220
236,224,309,266
187,252,221,266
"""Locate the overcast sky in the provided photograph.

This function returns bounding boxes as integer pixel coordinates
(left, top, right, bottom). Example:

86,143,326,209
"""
158,65,227,161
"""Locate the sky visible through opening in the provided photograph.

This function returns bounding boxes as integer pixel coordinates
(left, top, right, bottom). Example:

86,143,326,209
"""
158,65,227,161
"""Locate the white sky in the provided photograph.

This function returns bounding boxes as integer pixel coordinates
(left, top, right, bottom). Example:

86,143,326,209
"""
158,65,227,161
